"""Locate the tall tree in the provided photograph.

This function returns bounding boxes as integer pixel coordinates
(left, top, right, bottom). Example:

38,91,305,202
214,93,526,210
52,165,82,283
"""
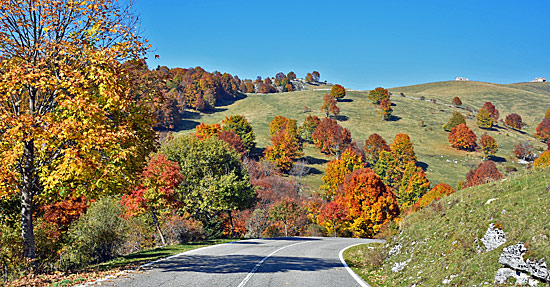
321,94,340,118
321,149,365,199
222,115,256,153
482,102,499,122
330,84,346,100
264,129,303,173
368,87,390,104
363,133,390,165
299,115,321,143
448,124,477,151
312,118,352,158
477,108,494,129
378,98,393,120
0,0,156,259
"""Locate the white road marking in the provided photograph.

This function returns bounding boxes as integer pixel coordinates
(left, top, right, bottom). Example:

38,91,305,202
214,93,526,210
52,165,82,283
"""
339,243,371,287
236,240,311,287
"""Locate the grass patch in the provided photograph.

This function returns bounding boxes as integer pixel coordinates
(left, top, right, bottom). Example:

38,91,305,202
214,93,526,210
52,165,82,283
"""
175,81,549,192
343,167,550,286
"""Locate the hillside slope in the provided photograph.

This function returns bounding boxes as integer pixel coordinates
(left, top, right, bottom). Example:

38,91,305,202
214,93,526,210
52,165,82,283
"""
177,81,549,191
344,167,550,286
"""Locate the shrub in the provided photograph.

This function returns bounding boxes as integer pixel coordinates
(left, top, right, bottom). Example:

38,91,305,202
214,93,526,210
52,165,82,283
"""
452,96,462,106
330,84,346,100
465,161,503,187
163,214,206,244
504,113,523,130
60,197,128,270
415,183,455,210
514,142,536,161
480,133,498,158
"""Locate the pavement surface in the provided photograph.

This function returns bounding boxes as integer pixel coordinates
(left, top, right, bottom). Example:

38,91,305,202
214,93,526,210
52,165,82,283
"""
98,237,381,287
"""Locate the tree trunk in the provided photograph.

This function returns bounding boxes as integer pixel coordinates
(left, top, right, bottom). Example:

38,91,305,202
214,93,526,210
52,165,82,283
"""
21,141,37,260
284,222,288,237
150,207,166,246
228,210,234,238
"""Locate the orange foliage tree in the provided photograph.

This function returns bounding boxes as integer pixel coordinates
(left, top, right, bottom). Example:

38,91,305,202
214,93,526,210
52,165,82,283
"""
363,133,390,165
299,115,321,143
339,168,400,238
505,113,523,130
269,116,298,138
465,161,503,187
368,87,390,104
397,163,430,210
449,124,477,151
330,84,346,100
480,133,498,158
415,183,455,210
321,94,340,118
535,118,550,143
318,200,349,237
305,73,314,82
321,149,365,199
0,0,158,259
264,129,303,173
218,130,246,156
378,98,393,120
42,196,90,235
452,96,462,106
195,123,222,139
312,118,352,158
534,151,550,168
390,134,417,166
312,71,321,81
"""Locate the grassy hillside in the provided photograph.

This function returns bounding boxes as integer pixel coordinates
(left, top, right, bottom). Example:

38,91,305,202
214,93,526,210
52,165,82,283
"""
176,81,550,191
344,167,550,286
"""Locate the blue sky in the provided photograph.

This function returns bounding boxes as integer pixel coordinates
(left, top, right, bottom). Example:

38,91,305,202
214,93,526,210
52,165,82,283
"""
133,0,550,90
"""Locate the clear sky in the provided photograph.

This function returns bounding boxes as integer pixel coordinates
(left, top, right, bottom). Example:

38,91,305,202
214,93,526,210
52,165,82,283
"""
133,0,550,90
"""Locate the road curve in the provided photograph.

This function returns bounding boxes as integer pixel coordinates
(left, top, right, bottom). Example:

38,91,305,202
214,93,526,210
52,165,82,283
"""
98,237,381,287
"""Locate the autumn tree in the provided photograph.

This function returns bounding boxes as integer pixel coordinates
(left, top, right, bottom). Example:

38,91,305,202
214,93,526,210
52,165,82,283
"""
363,134,390,165
449,124,477,151
312,118,352,158
299,115,321,144
378,98,393,120
264,129,303,173
268,197,302,237
452,96,462,106
368,87,390,104
195,123,222,139
535,118,550,142
477,108,494,129
504,114,523,130
330,84,346,100
339,168,400,238
514,142,536,161
321,94,340,118
264,77,272,85
545,108,550,119
222,115,256,153
321,149,365,199
318,201,348,237
465,161,503,187
161,135,256,232
390,134,417,166
373,134,417,188
534,151,550,168
480,134,498,158
397,164,430,210
287,71,297,80
0,0,157,259
269,116,298,138
218,130,246,156
121,154,183,245
443,111,466,132
305,73,314,82
415,183,455,210
482,102,499,122
312,71,321,82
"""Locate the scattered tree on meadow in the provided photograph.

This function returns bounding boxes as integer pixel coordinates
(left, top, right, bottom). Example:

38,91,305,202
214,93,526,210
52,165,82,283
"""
305,73,314,82
452,96,462,106
299,115,321,143
312,71,321,82
321,94,340,118
161,135,256,226
534,151,550,168
121,154,183,245
287,71,297,80
321,149,366,199
259,82,277,94
195,123,222,140
222,115,256,153
504,113,523,130
339,168,400,238
368,87,390,104
415,183,455,210
245,82,255,93
443,111,466,132
514,142,536,161
482,102,499,122
448,124,477,151
0,0,158,259
312,118,352,158
479,134,498,158
330,84,346,100
535,118,550,143
378,98,393,120
477,108,494,129
318,201,348,237
363,133,390,165
285,83,294,92
465,161,503,187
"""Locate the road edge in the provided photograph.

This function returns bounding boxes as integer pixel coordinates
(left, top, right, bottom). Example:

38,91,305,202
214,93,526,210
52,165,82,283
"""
339,243,372,287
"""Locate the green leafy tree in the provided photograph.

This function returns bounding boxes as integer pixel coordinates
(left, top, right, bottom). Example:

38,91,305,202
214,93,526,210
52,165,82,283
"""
330,84,346,100
0,0,156,259
222,115,256,153
397,162,430,210
477,108,494,129
161,135,256,231
299,115,321,143
443,111,466,132
368,87,390,104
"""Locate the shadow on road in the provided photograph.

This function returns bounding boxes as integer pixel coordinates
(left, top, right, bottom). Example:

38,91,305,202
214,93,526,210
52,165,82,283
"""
154,254,341,274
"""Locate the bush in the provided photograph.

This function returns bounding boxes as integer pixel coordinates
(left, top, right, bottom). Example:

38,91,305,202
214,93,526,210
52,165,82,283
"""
60,197,127,270
0,221,22,280
163,214,206,244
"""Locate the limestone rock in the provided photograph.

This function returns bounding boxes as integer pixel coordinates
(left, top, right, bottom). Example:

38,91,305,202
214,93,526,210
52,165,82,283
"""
480,223,507,252
391,258,411,273
499,242,529,271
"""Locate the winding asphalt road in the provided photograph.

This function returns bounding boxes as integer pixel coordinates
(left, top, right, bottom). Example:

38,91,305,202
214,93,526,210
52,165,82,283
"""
98,237,381,287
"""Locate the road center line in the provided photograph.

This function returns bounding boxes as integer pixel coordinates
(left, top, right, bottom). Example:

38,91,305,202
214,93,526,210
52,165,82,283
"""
236,240,311,287
339,243,371,287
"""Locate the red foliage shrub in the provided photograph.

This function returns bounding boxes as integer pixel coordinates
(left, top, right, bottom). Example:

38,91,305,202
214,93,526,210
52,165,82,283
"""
514,142,536,161
452,96,462,106
218,130,246,156
504,113,523,130
465,161,503,187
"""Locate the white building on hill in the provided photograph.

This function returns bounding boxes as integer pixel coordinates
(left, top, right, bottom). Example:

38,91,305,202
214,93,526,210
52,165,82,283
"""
531,77,546,82
455,77,469,81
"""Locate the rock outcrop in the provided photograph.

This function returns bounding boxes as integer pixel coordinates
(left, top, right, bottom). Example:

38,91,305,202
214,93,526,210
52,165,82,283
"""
495,242,549,285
